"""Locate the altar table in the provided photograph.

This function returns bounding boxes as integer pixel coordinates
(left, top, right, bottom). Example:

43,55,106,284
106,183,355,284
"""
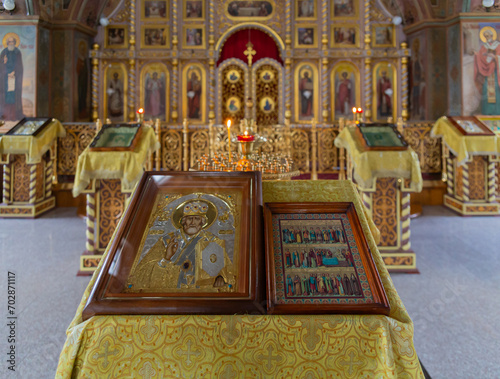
0,119,65,218
432,116,500,216
56,180,424,378
335,127,423,272
72,125,158,274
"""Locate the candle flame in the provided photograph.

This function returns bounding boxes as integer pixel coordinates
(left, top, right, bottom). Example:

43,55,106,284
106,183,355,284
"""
137,108,144,114
357,107,362,113
352,107,357,113
227,120,231,128
244,130,248,136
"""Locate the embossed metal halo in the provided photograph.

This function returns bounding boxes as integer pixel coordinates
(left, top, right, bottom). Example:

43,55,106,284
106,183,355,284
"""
171,198,218,230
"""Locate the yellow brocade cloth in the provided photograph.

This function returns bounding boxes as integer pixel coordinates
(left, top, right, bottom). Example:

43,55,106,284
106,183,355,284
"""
0,119,66,164
72,126,159,197
431,116,499,166
334,127,423,193
56,180,423,378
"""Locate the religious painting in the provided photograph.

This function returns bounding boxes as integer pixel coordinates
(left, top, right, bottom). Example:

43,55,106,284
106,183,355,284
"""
182,64,206,123
264,202,390,315
409,36,426,120
372,62,396,122
104,63,127,122
475,115,500,134
295,63,318,123
296,0,316,19
331,0,358,19
259,69,274,83
81,171,265,319
140,63,169,121
142,0,168,21
331,62,359,120
184,0,204,20
372,24,395,48
462,23,500,115
355,123,409,150
259,96,275,114
226,69,240,83
226,96,241,114
0,25,37,121
6,117,53,136
226,0,274,20
446,116,495,136
75,38,90,121
295,25,317,48
331,24,359,48
142,26,169,48
183,25,205,49
104,26,127,49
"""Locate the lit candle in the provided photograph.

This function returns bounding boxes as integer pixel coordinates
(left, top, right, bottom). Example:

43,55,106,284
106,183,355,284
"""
227,120,232,163
137,108,144,122
237,130,255,142
352,107,357,121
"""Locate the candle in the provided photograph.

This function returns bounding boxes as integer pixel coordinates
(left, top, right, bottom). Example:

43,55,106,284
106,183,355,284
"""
227,120,232,163
352,107,357,121
237,130,255,142
137,108,144,122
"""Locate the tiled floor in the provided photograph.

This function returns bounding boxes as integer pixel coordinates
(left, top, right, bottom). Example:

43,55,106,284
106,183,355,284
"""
0,206,499,378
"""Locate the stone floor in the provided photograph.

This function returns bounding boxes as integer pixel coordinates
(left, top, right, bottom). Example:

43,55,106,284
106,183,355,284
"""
0,206,499,378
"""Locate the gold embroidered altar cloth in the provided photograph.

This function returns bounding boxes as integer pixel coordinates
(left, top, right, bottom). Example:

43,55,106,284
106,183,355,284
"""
334,127,423,192
56,180,423,378
0,119,65,164
431,116,499,165
72,126,159,197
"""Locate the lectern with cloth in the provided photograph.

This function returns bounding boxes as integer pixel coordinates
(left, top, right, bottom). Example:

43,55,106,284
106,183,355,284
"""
0,118,65,218
335,125,423,272
72,124,158,274
431,116,500,216
56,180,423,378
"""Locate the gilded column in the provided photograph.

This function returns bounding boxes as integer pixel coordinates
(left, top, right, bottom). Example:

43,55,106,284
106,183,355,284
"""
28,164,37,204
91,44,100,122
155,119,162,171
363,0,372,121
446,156,454,196
172,0,179,122
86,191,96,254
401,42,409,121
208,0,215,122
488,155,497,202
311,119,318,180
182,119,189,171
321,0,328,121
401,191,411,251
128,0,136,121
3,160,11,204
284,0,292,123
338,118,346,180
462,162,470,202
45,159,53,198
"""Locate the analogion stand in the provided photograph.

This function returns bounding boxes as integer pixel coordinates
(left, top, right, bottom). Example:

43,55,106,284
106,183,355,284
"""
432,116,500,216
73,123,159,275
335,123,423,273
0,118,65,218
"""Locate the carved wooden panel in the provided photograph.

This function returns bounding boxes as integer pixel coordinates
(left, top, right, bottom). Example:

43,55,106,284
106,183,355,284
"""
190,129,210,166
317,128,339,172
161,128,183,171
259,126,286,155
58,123,95,178
403,123,442,175
12,155,29,202
372,178,398,248
255,64,279,126
98,179,126,251
36,160,44,200
291,129,310,172
469,156,486,201
455,164,463,199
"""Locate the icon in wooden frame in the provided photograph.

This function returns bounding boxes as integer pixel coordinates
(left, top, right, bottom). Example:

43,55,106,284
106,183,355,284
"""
372,24,396,48
82,171,265,319
264,202,390,315
183,25,205,48
184,0,204,20
331,24,359,48
447,116,495,136
296,0,316,19
142,0,169,21
142,26,169,48
331,0,358,19
295,25,317,48
475,115,500,134
226,0,274,20
6,117,54,136
104,26,128,49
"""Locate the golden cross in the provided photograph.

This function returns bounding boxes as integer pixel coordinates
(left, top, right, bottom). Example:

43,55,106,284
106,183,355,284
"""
244,41,256,67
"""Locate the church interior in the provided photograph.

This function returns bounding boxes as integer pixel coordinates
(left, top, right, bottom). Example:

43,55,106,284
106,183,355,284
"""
1,0,500,377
